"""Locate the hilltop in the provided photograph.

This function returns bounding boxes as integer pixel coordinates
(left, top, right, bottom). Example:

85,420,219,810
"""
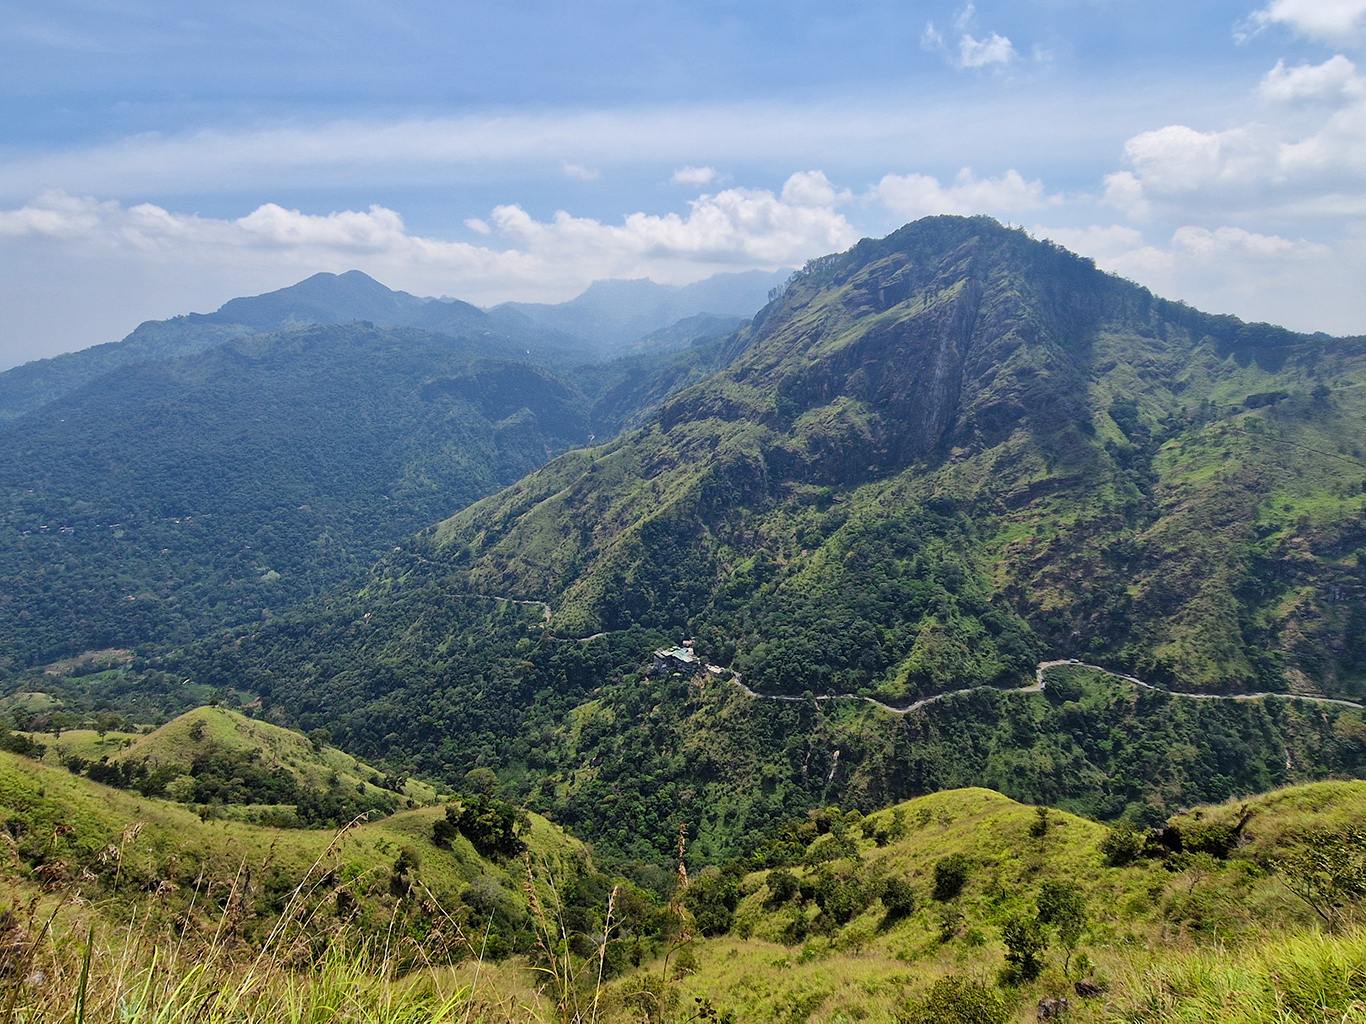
0,740,585,961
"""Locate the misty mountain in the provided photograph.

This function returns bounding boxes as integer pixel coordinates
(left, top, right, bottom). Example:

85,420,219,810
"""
492,269,788,353
0,270,768,422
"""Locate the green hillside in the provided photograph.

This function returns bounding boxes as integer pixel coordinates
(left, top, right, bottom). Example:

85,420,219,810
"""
599,780,1366,1024
162,217,1366,862
0,322,598,668
0,741,583,959
428,217,1366,701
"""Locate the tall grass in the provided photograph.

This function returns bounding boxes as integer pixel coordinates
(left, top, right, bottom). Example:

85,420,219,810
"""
1117,928,1366,1023
0,816,509,1024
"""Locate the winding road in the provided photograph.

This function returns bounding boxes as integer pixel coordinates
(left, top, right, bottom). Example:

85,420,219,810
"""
448,593,1365,713
726,658,1364,714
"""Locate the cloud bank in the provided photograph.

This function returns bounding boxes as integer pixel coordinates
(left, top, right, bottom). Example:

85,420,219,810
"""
0,174,858,365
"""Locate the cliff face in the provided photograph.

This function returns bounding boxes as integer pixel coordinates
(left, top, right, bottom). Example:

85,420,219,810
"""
426,217,1366,700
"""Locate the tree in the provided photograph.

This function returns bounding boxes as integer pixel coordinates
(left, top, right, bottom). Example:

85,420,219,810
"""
432,808,459,849
933,853,971,901
453,794,528,858
1281,826,1366,932
308,727,332,752
882,878,917,918
1099,820,1145,866
766,869,799,905
464,767,500,796
1036,879,1087,975
1001,914,1046,983
1030,806,1050,839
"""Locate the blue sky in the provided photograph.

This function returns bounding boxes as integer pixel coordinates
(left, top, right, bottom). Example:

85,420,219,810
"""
1,0,1365,366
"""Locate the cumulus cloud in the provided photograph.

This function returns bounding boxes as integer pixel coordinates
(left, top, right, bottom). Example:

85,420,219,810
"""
0,173,859,362
1099,90,1366,220
875,167,1052,218
1170,224,1330,258
672,166,718,186
1260,56,1365,104
1031,221,1345,332
1245,0,1366,43
958,32,1015,68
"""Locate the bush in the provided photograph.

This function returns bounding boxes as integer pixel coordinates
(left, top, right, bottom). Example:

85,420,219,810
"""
452,794,528,858
897,976,1007,1024
882,878,917,917
766,869,799,905
1099,820,1146,867
933,853,971,901
1001,915,1047,983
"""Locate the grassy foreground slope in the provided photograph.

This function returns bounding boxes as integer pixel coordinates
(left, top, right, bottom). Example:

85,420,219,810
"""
615,782,1366,1024
0,776,1363,1023
0,741,580,955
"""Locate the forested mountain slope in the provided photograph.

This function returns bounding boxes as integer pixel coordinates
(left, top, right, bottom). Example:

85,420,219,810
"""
434,216,1366,701
0,323,600,667
161,217,1366,860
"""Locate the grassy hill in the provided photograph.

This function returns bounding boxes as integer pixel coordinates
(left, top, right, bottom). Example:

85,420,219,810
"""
0,740,584,959
599,781,1366,1024
19,706,436,828
114,706,436,801
0,770,1362,1022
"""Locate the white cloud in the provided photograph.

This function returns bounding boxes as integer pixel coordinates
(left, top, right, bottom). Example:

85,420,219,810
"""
780,170,852,207
1031,221,1346,331
561,162,600,181
1260,56,1365,104
1031,223,1147,260
875,167,1052,218
920,9,1014,70
1101,171,1151,219
1103,70,1366,223
672,166,718,186
0,174,859,363
958,32,1015,68
1246,0,1366,43
1120,123,1273,191
1171,224,1330,258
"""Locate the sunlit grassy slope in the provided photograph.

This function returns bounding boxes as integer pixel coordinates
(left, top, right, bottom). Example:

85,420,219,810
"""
109,705,438,805
634,782,1366,1024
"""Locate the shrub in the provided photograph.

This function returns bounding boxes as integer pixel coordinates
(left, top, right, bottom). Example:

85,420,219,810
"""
882,878,917,918
897,976,1007,1024
1099,820,1146,866
1001,915,1047,983
933,853,971,901
766,869,799,905
1037,879,1088,975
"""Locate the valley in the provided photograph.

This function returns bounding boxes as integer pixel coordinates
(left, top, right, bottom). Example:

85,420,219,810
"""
2,217,1366,1021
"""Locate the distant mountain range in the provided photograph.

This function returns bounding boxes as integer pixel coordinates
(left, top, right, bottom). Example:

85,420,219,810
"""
0,268,785,422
